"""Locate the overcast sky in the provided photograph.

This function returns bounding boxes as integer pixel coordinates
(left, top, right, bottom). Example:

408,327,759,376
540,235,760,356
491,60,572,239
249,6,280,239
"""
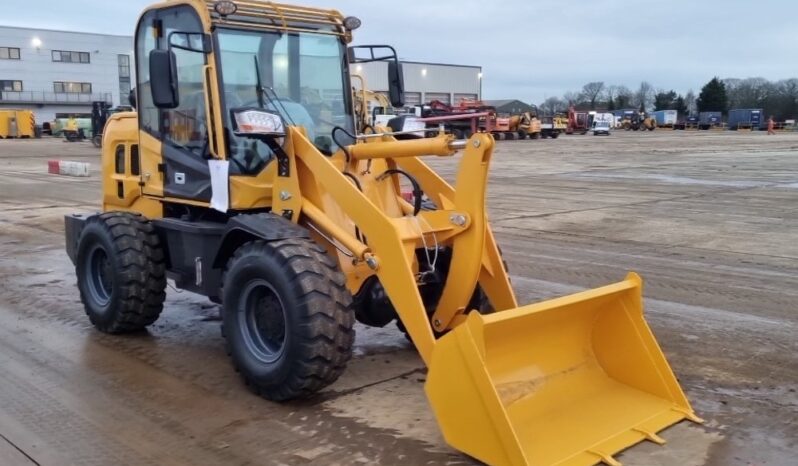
3,0,796,102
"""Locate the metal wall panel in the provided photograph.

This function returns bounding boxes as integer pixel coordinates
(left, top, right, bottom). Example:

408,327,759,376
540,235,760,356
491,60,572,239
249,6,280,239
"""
352,60,481,107
425,92,451,104
404,92,422,106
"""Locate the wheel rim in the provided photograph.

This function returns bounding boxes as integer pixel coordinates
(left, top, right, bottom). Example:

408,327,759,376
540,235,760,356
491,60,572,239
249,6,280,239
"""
239,279,287,363
85,244,113,308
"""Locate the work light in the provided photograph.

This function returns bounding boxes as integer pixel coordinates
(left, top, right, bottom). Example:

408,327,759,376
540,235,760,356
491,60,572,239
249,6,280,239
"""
214,0,238,16
343,16,362,31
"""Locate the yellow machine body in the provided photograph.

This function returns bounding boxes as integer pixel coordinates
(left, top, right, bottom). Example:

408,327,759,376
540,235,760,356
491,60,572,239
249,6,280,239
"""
97,1,700,464
520,112,542,138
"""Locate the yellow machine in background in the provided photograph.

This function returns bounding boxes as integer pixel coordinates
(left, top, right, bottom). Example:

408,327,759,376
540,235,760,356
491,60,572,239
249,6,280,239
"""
352,73,394,133
0,109,35,138
63,1,699,465
519,112,542,139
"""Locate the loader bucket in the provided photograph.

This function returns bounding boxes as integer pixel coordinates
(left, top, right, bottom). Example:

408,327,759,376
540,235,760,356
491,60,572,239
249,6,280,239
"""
425,273,700,466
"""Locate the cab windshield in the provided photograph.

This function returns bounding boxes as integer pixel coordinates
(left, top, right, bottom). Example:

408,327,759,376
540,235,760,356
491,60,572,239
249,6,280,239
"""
216,28,354,174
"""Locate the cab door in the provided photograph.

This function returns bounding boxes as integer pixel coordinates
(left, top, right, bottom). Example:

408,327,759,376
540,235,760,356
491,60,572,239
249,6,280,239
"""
135,5,212,202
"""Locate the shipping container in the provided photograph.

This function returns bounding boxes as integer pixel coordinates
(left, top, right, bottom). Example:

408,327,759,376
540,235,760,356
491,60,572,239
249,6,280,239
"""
727,109,764,130
611,109,637,118
698,112,722,129
651,110,678,127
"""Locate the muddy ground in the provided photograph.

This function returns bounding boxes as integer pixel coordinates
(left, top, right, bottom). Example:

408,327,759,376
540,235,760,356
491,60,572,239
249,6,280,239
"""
0,131,796,465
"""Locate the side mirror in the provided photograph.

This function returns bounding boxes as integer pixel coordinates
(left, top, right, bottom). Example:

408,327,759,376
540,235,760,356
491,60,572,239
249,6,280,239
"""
348,45,404,108
388,61,404,108
149,49,179,109
129,88,137,109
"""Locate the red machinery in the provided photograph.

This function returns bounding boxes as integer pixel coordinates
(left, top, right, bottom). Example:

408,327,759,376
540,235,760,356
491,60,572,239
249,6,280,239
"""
566,105,590,135
420,99,526,139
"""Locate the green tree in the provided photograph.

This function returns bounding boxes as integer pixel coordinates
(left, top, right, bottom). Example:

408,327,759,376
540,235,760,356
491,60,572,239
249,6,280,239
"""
607,96,616,111
673,96,688,115
654,90,678,111
697,77,728,114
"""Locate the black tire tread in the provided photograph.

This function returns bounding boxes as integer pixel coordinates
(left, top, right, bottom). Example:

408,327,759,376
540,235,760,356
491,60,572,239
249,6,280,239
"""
78,212,166,333
222,238,355,401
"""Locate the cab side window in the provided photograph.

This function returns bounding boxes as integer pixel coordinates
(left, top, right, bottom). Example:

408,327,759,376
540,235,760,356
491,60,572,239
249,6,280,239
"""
160,7,207,157
135,11,158,134
135,6,207,158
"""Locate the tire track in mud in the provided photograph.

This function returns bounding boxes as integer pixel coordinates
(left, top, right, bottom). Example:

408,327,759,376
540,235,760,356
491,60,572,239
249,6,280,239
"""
0,247,467,464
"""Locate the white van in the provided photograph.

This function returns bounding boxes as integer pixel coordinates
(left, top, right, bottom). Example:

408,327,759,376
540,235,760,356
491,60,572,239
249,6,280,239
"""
592,112,613,135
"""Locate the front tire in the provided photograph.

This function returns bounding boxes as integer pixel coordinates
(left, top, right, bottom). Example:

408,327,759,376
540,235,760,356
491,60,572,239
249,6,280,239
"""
76,212,166,333
222,239,355,401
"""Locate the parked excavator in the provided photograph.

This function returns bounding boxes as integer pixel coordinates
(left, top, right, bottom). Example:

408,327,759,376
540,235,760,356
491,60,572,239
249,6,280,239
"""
63,1,700,465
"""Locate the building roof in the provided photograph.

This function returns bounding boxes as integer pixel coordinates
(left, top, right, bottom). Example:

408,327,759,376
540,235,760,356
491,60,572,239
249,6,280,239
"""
0,24,132,39
483,99,530,108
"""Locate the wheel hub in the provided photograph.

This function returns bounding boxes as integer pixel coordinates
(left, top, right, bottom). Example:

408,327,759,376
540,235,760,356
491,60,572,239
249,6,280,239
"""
86,245,113,307
241,280,287,363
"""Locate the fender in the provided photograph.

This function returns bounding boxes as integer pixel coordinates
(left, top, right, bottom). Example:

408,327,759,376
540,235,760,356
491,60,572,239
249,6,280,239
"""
212,213,310,268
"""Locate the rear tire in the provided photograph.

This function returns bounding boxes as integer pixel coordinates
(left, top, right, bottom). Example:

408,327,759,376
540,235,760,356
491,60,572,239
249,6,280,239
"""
517,129,528,140
222,238,355,401
76,212,166,333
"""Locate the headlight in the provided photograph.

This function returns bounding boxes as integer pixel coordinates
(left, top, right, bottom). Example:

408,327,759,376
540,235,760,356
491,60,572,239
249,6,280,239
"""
232,108,285,138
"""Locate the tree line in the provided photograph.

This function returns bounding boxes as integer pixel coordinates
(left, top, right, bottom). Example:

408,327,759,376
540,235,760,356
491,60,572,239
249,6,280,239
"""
539,77,798,120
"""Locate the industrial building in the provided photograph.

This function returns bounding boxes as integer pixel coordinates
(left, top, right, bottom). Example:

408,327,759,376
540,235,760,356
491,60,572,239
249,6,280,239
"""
0,23,480,124
353,60,482,107
0,26,134,123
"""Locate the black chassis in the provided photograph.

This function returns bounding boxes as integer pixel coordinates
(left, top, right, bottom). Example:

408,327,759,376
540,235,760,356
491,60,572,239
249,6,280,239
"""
65,212,310,301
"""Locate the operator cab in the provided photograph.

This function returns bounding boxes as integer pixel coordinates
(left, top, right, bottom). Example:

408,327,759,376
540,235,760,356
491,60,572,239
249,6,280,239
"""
132,0,404,205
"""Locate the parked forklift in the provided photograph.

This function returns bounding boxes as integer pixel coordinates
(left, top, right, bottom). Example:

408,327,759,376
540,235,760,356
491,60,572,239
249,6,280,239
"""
91,101,113,148
63,1,700,465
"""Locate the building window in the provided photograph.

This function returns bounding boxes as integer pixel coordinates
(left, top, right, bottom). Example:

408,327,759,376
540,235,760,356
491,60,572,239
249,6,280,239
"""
54,81,92,94
0,80,23,91
52,50,91,64
118,54,130,77
118,54,131,101
0,47,21,60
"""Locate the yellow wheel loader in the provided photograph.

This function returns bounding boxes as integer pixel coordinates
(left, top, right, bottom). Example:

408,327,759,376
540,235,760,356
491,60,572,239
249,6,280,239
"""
352,73,393,133
64,1,700,464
